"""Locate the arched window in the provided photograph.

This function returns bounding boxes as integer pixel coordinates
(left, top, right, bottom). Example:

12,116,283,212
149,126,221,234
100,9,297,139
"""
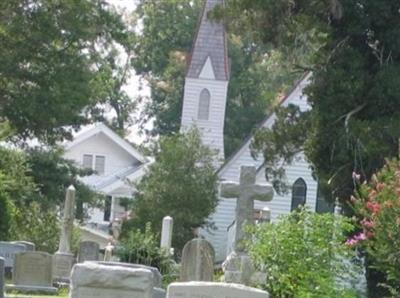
198,88,210,120
291,178,307,211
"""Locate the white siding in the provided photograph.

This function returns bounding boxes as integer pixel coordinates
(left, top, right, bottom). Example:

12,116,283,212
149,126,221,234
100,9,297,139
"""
181,77,228,161
202,75,317,262
64,132,140,176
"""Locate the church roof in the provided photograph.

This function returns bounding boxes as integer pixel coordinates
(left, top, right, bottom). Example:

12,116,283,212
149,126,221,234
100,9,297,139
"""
186,0,229,81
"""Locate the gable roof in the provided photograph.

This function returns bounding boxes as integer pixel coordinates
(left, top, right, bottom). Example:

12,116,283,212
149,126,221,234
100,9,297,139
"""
65,122,147,164
218,72,312,177
186,0,229,81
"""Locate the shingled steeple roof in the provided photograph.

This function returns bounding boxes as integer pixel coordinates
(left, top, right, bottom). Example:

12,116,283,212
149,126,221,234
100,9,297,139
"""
186,0,229,81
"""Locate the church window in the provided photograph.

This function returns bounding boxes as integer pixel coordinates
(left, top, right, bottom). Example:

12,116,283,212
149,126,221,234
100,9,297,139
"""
198,88,210,120
291,178,307,211
82,154,106,175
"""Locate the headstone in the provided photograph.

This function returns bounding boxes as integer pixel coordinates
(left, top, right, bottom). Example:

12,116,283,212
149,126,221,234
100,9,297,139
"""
78,241,99,263
96,262,163,288
69,262,154,298
160,216,173,254
6,252,57,294
220,166,273,285
0,242,26,273
180,238,214,282
53,185,76,282
167,282,269,298
0,257,4,298
11,241,35,251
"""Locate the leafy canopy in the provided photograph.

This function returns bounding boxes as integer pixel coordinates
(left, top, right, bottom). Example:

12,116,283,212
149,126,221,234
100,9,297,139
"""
123,129,218,252
0,0,129,143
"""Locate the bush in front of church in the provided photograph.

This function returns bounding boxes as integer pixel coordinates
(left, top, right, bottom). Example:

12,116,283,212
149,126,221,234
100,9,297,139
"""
246,209,362,297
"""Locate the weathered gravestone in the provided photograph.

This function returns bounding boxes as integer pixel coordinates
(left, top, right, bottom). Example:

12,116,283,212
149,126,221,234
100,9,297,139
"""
220,165,273,285
53,185,76,282
0,257,4,298
95,261,166,297
11,241,35,251
6,252,57,294
69,262,154,298
180,238,214,282
167,282,269,298
78,241,99,263
0,242,26,275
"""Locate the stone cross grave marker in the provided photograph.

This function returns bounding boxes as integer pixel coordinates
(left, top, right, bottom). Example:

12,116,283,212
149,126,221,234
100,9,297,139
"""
0,257,4,298
6,251,57,294
0,242,26,274
167,282,269,298
180,238,214,282
69,262,154,298
53,185,76,282
160,216,173,254
78,241,99,263
220,165,273,252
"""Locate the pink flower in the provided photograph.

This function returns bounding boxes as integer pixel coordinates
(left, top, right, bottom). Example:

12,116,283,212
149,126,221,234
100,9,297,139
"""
376,183,385,192
354,233,366,241
361,218,375,229
345,238,358,246
366,201,381,215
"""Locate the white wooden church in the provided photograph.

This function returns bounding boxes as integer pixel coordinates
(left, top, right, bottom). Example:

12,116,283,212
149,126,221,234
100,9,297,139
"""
64,0,332,260
181,0,332,262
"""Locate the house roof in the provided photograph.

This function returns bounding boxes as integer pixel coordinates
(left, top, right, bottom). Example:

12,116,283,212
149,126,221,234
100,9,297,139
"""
218,72,311,177
186,0,229,81
64,122,147,164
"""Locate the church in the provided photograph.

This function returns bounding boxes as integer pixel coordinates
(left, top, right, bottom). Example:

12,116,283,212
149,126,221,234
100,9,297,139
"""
64,0,332,261
180,0,332,262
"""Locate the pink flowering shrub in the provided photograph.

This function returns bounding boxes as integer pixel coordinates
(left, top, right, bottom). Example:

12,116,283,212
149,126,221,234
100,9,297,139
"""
351,159,400,294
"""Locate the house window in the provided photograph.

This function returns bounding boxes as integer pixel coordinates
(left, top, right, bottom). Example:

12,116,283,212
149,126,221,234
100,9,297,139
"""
95,155,105,175
82,154,93,170
82,154,106,175
291,178,307,211
198,88,210,120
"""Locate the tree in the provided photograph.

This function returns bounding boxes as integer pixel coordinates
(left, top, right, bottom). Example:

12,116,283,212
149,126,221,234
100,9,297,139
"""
123,129,218,252
131,0,293,157
0,0,129,143
221,0,400,293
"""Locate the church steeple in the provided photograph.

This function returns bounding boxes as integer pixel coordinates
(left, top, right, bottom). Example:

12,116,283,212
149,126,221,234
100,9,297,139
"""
181,0,229,163
186,0,229,81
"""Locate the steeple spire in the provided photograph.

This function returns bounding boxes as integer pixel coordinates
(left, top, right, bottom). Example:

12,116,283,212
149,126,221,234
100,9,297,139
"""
187,0,229,81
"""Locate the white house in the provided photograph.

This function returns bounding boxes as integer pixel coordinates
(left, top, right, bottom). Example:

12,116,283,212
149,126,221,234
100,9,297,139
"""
181,0,333,262
64,123,149,227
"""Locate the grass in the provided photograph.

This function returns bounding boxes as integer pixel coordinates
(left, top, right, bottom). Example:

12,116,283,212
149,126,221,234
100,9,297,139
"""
6,288,68,298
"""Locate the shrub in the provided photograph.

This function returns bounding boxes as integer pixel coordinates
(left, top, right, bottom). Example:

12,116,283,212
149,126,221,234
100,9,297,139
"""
115,222,175,285
246,209,361,297
351,159,400,295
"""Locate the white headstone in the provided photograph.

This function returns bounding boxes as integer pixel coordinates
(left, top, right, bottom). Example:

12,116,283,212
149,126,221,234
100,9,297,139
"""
0,242,26,270
160,216,173,252
54,185,76,283
167,282,269,298
69,262,154,298
78,241,99,263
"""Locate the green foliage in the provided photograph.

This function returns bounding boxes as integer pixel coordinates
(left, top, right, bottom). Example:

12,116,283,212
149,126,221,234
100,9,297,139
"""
0,0,128,143
25,147,101,219
10,202,59,253
116,223,173,273
124,129,218,252
247,209,360,297
351,159,400,295
0,172,13,240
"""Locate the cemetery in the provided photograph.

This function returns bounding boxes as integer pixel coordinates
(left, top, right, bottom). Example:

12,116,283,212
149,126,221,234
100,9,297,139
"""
0,0,399,297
